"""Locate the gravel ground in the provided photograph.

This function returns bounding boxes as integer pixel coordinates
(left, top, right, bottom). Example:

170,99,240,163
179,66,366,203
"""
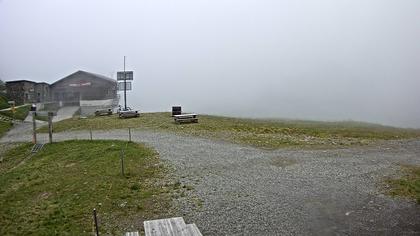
1,123,420,235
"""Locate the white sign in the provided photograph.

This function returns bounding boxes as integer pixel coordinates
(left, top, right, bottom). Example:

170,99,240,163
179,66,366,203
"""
118,81,132,91
117,71,134,80
69,82,92,87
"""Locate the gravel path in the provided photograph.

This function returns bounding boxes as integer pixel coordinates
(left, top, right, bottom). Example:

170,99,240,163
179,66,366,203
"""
1,123,420,235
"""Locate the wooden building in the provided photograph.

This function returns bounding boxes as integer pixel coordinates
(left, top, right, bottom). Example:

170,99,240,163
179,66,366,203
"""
50,70,117,106
6,70,118,115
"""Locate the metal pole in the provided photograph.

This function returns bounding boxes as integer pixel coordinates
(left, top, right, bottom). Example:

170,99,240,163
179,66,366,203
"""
128,128,131,142
124,56,127,110
93,208,99,236
90,128,92,141
32,112,37,144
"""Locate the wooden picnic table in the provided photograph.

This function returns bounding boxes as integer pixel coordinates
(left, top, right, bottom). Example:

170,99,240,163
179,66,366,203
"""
143,217,202,236
173,113,198,124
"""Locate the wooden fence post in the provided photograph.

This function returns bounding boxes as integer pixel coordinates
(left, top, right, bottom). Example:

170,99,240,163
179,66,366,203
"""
93,208,99,236
32,112,37,144
48,112,53,144
120,149,125,176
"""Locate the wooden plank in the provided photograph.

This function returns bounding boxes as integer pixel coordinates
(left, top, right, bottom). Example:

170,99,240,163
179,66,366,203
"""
182,224,203,236
168,217,187,234
125,231,139,236
175,117,198,121
174,113,198,124
95,109,112,116
175,117,197,120
144,217,186,236
175,120,198,124
173,114,197,118
144,217,202,236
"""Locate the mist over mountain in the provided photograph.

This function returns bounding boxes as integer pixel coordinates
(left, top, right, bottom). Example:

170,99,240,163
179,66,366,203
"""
1,0,419,128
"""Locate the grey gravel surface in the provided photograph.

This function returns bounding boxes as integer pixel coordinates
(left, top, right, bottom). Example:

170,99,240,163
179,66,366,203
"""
1,123,420,235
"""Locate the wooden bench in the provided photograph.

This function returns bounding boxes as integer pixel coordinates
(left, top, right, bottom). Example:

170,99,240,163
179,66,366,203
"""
94,108,112,116
173,114,198,124
119,110,140,119
143,217,202,236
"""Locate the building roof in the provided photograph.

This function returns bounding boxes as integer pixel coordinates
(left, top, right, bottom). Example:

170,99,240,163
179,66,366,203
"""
6,80,37,84
6,80,49,85
51,70,116,86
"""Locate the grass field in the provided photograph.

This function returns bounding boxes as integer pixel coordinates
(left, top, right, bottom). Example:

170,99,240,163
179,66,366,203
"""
0,105,30,121
0,140,177,235
0,95,9,110
387,165,420,204
0,121,12,138
34,114,49,122
39,112,420,149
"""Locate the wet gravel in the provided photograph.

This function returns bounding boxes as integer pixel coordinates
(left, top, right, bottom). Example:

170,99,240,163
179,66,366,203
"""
1,124,420,235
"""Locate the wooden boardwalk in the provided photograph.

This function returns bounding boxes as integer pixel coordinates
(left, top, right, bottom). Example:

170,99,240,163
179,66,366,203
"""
143,217,202,236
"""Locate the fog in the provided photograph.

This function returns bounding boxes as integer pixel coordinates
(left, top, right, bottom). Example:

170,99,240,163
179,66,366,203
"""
1,0,419,128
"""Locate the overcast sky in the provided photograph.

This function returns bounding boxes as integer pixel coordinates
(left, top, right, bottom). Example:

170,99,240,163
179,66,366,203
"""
0,0,419,128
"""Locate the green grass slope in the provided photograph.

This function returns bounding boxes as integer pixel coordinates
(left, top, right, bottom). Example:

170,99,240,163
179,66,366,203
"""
0,95,9,110
40,112,420,149
0,140,174,235
0,105,30,120
0,121,12,138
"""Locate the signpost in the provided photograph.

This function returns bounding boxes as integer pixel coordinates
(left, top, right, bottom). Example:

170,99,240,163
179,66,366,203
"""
117,56,134,110
118,81,132,91
117,71,133,80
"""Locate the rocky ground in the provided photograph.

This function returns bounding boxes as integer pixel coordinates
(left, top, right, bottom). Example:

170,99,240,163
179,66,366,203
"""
1,123,419,235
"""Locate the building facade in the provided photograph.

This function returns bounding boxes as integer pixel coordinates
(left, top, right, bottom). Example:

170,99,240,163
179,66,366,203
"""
5,70,118,115
50,71,118,115
5,80,50,104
